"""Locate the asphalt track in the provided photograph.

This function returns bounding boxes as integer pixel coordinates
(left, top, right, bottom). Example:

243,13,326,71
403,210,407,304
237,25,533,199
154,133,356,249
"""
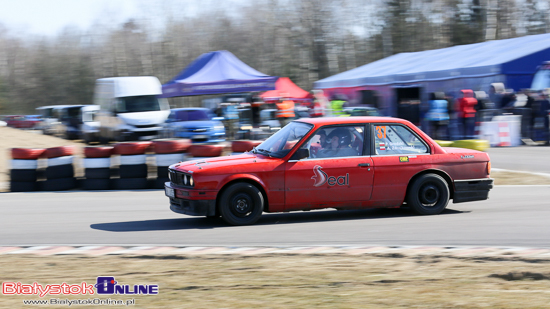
487,145,550,173
1,185,550,248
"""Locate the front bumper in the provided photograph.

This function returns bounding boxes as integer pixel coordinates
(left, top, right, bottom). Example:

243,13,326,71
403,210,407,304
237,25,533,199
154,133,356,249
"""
165,182,216,216
453,178,494,203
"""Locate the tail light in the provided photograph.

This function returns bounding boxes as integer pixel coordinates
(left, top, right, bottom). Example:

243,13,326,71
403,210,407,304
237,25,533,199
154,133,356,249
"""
487,162,491,175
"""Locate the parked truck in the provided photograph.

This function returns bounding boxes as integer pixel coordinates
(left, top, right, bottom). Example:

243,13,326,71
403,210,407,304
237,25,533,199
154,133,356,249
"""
94,76,170,142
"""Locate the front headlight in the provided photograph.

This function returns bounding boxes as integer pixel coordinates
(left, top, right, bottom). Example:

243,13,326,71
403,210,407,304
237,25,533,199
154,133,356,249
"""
214,125,224,130
189,176,194,186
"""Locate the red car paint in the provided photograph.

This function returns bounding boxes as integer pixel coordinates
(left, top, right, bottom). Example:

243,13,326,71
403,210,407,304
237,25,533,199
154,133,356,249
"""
165,117,493,225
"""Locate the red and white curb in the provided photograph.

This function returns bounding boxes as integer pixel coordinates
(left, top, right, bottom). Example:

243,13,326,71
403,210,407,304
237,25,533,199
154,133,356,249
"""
1,246,550,258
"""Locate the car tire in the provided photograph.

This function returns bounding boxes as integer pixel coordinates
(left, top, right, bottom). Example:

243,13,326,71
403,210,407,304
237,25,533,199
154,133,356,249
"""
10,169,38,182
154,177,169,189
219,182,263,226
111,178,148,190
82,178,110,190
153,139,191,154
10,181,38,192
407,174,449,215
11,148,46,160
157,166,169,178
113,142,153,155
231,140,262,153
41,177,77,191
84,168,111,179
84,146,114,158
45,165,74,179
44,146,75,159
188,144,224,157
119,164,148,179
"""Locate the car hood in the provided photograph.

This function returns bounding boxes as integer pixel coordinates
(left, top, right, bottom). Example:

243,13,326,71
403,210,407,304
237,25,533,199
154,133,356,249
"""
118,111,170,126
172,153,272,172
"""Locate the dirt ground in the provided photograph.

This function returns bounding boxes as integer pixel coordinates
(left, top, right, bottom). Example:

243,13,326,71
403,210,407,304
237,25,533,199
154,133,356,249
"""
2,254,550,308
2,126,550,187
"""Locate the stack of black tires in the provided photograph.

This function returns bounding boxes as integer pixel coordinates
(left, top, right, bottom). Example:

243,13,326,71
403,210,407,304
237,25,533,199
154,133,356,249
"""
111,142,152,190
151,139,191,189
81,146,113,190
42,146,77,191
9,148,45,192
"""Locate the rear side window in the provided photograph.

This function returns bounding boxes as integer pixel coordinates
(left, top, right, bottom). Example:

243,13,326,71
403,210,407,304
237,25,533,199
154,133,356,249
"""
373,124,428,155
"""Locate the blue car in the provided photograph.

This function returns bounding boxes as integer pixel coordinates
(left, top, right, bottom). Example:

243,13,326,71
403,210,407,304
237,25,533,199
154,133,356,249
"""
163,108,225,143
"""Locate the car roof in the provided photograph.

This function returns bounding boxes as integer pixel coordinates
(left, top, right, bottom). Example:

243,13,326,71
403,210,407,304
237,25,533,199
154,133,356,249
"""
296,116,408,126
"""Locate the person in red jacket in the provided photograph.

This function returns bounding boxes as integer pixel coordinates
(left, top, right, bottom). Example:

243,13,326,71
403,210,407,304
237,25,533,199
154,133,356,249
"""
455,89,478,139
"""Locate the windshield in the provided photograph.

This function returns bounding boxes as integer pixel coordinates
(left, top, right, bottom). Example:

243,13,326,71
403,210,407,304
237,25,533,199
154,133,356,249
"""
531,68,550,90
116,96,169,113
254,121,313,158
172,109,211,121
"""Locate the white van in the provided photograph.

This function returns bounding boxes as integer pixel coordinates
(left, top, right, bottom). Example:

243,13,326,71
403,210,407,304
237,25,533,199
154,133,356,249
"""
81,105,100,144
94,76,170,142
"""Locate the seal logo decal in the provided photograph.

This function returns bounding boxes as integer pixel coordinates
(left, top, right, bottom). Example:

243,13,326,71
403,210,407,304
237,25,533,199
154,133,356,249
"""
311,165,328,187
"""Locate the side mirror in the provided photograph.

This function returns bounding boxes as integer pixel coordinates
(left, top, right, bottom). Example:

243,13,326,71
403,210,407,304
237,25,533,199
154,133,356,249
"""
290,148,309,160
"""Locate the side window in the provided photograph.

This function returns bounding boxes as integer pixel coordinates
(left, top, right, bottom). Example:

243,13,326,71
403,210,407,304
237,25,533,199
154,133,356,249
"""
301,125,364,159
373,124,428,155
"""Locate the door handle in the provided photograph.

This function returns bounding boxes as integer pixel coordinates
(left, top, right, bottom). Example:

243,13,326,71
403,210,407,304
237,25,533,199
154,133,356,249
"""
358,163,370,167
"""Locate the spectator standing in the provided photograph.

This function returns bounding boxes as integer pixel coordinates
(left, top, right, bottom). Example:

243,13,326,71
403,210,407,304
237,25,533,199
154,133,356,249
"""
425,92,450,140
489,83,505,110
276,93,295,127
456,89,478,139
330,95,346,116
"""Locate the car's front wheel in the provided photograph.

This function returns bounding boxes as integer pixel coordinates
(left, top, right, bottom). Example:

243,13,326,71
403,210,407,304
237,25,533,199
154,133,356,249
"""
219,183,264,225
407,174,449,215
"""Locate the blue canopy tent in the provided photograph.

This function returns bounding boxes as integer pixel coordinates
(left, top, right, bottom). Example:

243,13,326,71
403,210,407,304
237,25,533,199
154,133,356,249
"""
314,33,550,117
161,50,277,97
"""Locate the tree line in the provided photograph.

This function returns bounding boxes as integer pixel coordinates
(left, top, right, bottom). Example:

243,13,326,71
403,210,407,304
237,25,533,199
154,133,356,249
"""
0,0,548,114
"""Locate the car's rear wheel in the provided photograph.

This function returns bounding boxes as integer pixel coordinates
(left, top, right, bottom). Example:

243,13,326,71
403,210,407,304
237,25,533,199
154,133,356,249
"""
407,174,449,215
219,183,263,225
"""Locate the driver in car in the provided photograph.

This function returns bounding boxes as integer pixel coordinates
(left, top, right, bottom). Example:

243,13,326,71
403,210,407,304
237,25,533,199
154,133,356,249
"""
316,128,358,158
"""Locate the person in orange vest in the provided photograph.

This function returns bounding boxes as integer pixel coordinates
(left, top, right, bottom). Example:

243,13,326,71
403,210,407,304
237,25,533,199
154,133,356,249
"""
276,93,295,127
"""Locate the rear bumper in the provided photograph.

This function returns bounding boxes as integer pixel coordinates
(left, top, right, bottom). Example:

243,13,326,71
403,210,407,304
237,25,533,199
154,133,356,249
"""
453,178,494,203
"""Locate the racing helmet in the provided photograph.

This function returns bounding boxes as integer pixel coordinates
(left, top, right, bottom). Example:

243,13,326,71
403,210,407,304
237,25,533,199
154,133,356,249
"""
328,128,352,147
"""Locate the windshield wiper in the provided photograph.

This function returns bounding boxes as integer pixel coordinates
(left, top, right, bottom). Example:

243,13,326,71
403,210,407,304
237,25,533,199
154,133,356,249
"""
255,148,273,157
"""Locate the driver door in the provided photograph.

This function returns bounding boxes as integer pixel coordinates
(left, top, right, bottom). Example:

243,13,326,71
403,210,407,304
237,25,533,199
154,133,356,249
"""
284,125,374,211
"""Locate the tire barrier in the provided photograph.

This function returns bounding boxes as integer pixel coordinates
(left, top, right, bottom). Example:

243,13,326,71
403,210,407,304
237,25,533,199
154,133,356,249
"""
44,146,76,191
153,139,191,154
188,144,225,157
452,139,490,152
152,140,188,189
111,177,148,190
82,146,113,190
9,148,45,192
231,140,263,153
83,146,113,158
434,140,454,147
114,142,153,156
7,141,235,192
113,143,151,190
43,146,75,159
11,148,46,160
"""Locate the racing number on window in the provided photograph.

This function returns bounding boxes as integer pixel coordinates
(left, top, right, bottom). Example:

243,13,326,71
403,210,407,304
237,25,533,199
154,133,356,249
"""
375,126,386,139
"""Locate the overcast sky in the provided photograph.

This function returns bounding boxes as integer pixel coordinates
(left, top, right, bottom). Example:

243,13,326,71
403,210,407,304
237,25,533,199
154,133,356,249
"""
0,0,144,36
